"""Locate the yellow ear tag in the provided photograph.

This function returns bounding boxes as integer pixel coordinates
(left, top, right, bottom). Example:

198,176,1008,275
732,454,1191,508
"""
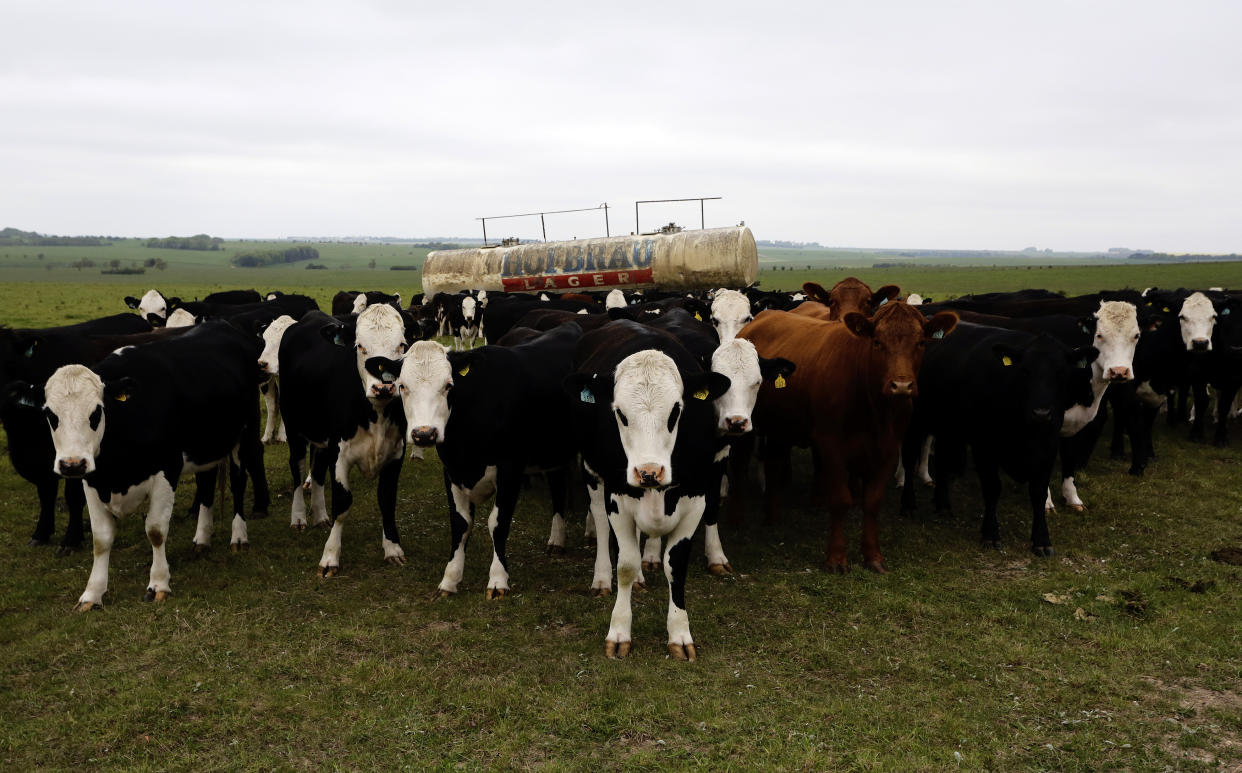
457,365,470,377
115,393,128,402
694,312,702,321
1001,356,1013,367
1162,307,1170,313
693,388,710,400
774,374,787,389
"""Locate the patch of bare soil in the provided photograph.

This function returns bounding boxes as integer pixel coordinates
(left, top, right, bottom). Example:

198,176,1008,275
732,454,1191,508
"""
1143,676,1242,768
1211,547,1242,565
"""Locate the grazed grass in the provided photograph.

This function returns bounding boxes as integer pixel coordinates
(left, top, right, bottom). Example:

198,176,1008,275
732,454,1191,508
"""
2,274,1242,770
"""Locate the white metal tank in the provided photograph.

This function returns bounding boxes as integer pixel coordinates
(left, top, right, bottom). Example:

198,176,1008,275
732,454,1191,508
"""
422,226,757,296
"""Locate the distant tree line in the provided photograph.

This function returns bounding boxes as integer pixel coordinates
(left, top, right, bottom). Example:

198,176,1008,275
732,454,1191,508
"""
411,241,460,250
0,227,111,246
232,246,320,268
756,239,823,249
1129,252,1242,263
145,234,223,251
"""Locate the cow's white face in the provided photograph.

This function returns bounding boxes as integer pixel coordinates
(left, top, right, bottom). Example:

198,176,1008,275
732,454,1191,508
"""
710,289,752,341
165,308,196,328
710,339,762,435
906,293,924,306
138,289,167,323
461,296,477,324
1179,292,1216,351
1091,301,1140,382
43,365,106,477
257,315,297,379
354,304,407,400
477,290,488,307
612,350,683,488
605,289,626,310
396,341,453,447
351,293,370,314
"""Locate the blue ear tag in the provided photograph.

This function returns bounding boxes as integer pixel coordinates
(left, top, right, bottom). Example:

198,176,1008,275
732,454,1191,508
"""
24,344,36,358
17,394,37,407
877,297,888,307
579,388,595,404
932,330,944,339
1223,308,1232,316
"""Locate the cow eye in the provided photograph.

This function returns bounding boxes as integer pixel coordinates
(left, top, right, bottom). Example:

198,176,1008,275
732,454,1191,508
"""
89,405,103,431
615,408,628,426
1179,315,1187,321
710,317,719,325
356,344,368,355
744,316,753,323
667,402,682,432
43,407,59,430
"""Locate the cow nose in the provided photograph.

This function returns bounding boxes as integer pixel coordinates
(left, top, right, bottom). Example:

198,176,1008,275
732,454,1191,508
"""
888,380,915,396
724,416,750,434
634,464,666,488
58,458,87,478
1192,339,1210,352
410,426,439,446
1107,366,1132,382
371,383,395,398
146,314,165,327
1031,408,1053,422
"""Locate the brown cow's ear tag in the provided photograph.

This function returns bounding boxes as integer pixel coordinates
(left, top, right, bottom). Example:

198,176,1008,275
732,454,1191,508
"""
693,387,710,400
1001,356,1013,367
932,330,945,339
457,364,470,377
774,374,787,389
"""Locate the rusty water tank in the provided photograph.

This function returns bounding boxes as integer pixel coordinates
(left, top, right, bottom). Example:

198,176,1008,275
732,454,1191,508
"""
421,225,757,296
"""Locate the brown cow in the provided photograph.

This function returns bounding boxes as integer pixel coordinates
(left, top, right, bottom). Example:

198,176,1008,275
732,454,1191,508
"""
730,302,957,572
802,278,900,320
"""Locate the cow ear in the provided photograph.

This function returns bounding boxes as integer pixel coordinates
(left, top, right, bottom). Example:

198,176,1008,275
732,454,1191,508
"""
1069,346,1099,370
166,297,182,310
364,356,402,384
400,311,421,344
802,282,829,303
992,344,1021,368
3,380,43,410
124,296,141,309
683,371,732,402
759,357,796,382
321,322,355,348
564,372,611,404
842,312,875,338
1078,316,1095,335
448,351,477,379
104,377,137,403
871,285,901,310
924,312,958,340
18,335,43,359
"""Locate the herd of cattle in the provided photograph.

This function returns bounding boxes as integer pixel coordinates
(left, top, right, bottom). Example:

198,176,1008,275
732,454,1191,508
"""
0,279,1238,659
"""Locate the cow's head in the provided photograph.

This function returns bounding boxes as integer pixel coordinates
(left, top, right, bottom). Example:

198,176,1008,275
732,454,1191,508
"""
1082,301,1139,382
125,289,179,327
367,340,453,448
816,278,900,321
992,338,1097,426
323,304,410,401
709,338,795,435
1179,292,1218,352
710,289,753,341
605,289,627,310
35,364,134,477
257,315,297,382
461,295,477,325
165,308,197,328
843,303,957,398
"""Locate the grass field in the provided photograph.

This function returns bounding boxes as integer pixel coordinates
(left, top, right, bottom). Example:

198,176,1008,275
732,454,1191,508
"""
2,266,1242,770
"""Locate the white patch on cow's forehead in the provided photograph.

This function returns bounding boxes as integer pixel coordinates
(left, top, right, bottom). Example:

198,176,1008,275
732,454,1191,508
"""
400,341,452,382
613,350,682,404
605,289,626,309
1181,292,1214,317
462,296,477,320
711,289,749,316
711,338,760,380
258,315,296,370
1095,301,1138,331
165,308,196,327
139,289,166,317
356,304,404,348
351,294,369,314
45,364,103,405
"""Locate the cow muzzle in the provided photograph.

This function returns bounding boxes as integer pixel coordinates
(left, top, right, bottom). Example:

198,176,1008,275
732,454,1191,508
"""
410,426,439,447
57,457,89,478
370,383,396,399
633,464,666,488
1031,407,1053,423
887,380,915,397
723,416,750,435
1191,339,1211,352
1106,366,1132,382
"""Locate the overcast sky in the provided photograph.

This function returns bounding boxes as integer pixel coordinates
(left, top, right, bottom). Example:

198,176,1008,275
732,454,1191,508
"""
3,1,1240,252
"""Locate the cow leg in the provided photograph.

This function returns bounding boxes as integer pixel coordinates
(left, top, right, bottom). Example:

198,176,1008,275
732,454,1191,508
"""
604,501,640,658
317,450,350,577
1213,382,1238,447
378,457,405,565
585,466,613,596
916,437,934,486
976,454,1003,549
261,382,278,443
143,474,177,601
1190,381,1209,442
75,487,115,611
242,434,270,519
60,478,87,554
724,434,754,527
641,533,663,573
761,443,792,524
1028,473,1055,557
485,465,523,599
228,450,249,552
29,476,59,547
860,474,888,574
288,437,309,529
191,469,217,552
434,471,474,598
703,452,732,575
809,445,827,508
545,467,569,555
898,430,923,517
308,446,331,528
664,500,705,661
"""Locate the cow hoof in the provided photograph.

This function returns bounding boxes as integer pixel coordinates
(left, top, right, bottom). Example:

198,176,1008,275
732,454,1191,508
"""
429,588,454,601
319,565,339,578
590,586,612,597
668,642,697,661
863,559,889,574
1110,451,1127,461
632,581,647,592
55,544,78,556
707,562,733,576
291,522,306,532
484,587,508,600
230,541,248,553
981,539,1003,550
73,601,103,613
604,640,631,659
385,555,406,566
824,561,849,574
898,506,918,519
642,560,661,572
1128,467,1146,477
142,589,171,602
316,520,331,530
1214,438,1230,449
922,480,936,489
193,542,209,554
27,537,50,547
250,509,269,520
545,544,565,556
1044,506,1056,514
1031,545,1056,557
1068,504,1085,513
301,481,313,492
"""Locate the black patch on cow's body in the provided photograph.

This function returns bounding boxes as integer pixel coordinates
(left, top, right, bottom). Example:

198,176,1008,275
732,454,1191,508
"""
667,537,692,609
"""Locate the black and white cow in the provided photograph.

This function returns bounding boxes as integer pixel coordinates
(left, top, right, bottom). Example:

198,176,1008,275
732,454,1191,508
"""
16,321,265,609
565,320,730,660
257,314,298,444
124,289,181,326
367,321,583,598
278,305,416,569
331,290,403,317
708,288,754,341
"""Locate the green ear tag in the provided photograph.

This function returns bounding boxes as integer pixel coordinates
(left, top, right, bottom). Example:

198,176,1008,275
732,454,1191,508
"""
457,365,470,377
932,330,944,339
579,388,595,404
1001,356,1013,367
693,388,710,400
774,374,787,389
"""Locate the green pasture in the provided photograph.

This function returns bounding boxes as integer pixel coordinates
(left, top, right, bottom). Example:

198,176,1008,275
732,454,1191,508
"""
2,267,1242,770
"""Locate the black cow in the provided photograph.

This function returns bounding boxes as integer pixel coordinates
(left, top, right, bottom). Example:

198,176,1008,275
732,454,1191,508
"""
12,320,266,610
203,289,263,305
331,290,403,316
899,322,1096,556
367,321,584,598
564,319,730,660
